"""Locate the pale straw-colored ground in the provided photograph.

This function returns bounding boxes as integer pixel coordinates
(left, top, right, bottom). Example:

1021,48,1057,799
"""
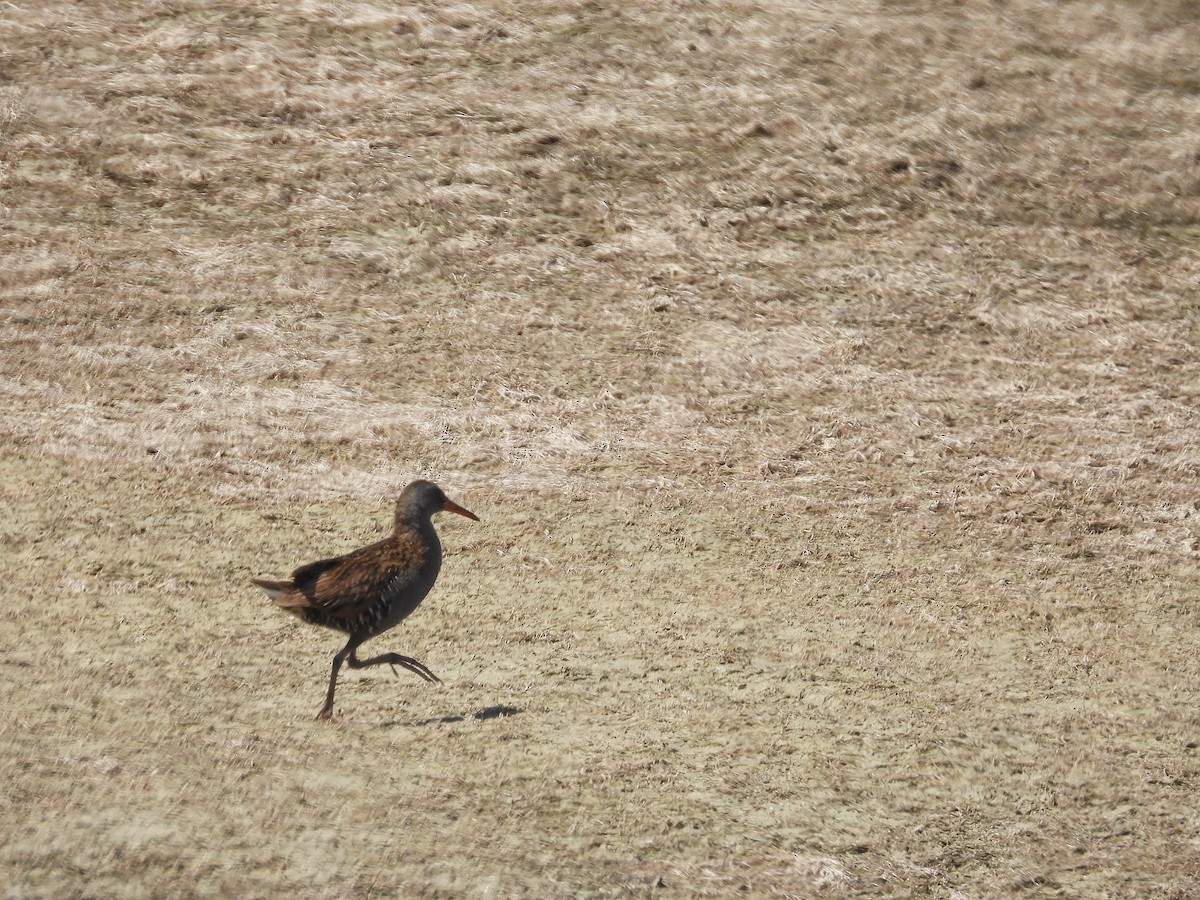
2,1,1199,896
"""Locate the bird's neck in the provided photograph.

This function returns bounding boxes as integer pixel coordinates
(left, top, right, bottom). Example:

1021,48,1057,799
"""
395,511,438,541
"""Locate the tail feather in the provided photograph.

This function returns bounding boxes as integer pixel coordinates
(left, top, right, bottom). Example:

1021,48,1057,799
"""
252,578,295,603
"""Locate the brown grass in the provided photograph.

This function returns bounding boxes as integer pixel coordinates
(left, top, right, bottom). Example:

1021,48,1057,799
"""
3,0,1200,896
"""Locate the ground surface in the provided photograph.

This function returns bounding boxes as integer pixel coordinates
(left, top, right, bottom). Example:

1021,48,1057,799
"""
2,1,1200,896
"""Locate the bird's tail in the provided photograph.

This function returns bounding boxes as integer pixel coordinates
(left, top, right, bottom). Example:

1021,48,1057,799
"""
251,578,294,602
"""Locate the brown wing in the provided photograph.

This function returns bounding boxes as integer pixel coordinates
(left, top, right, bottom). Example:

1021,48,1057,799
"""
277,533,428,621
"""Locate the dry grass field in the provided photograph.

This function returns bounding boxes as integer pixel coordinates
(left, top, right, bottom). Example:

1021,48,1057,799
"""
3,0,1200,896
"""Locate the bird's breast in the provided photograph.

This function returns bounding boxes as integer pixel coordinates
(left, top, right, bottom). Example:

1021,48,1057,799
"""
372,528,442,631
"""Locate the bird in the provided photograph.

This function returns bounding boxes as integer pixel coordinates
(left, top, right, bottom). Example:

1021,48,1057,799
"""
252,480,479,720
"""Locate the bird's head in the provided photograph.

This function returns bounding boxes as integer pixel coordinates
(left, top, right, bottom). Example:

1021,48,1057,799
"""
396,480,479,526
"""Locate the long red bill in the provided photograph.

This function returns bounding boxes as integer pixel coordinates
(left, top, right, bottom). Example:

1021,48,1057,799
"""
442,498,480,521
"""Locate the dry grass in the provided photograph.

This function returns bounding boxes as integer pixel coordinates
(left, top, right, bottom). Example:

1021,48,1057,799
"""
3,0,1200,896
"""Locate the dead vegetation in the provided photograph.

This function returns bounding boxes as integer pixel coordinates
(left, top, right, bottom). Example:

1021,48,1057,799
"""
2,0,1199,896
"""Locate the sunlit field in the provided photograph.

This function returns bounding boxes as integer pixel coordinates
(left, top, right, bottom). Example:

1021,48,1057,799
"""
2,1,1199,896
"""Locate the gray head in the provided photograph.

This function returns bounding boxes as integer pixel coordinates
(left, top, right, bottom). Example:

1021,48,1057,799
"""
395,480,479,527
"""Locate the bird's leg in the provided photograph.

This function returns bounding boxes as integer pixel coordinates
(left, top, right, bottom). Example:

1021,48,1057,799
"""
317,636,362,720
348,650,441,684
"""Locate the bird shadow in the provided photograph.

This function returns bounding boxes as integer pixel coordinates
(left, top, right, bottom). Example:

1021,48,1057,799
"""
388,705,523,728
